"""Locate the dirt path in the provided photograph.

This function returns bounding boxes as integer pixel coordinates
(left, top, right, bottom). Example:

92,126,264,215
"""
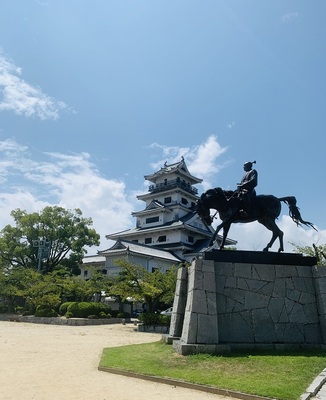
0,321,230,400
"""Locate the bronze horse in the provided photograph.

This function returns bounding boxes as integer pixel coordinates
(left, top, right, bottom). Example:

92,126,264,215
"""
196,187,316,252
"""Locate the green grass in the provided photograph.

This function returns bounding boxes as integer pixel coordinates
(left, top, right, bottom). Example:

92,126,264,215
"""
99,341,326,400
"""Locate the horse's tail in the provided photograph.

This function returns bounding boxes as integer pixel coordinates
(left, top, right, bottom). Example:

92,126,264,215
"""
279,196,317,231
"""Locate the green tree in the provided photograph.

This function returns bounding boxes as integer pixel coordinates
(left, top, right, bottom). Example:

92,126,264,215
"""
0,267,26,311
0,267,104,312
58,274,94,302
22,272,62,311
86,269,116,302
0,206,100,274
111,259,178,312
292,242,326,266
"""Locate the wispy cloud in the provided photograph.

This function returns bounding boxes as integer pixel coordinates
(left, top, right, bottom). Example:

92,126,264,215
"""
281,12,299,24
0,52,70,120
34,0,49,5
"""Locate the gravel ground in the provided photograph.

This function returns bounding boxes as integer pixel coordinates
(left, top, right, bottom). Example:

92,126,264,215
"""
0,321,230,400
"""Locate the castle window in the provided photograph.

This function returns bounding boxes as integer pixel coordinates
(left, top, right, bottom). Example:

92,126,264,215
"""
181,197,188,205
157,235,166,243
145,238,152,244
146,216,159,224
164,196,172,204
188,236,194,243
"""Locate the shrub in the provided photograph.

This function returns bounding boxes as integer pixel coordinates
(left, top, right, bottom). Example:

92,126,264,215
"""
0,305,8,313
35,306,48,317
59,302,76,316
110,310,119,318
65,311,73,318
117,311,130,318
22,310,33,316
35,306,58,317
160,315,171,326
139,312,161,325
31,293,61,312
47,309,59,317
87,314,98,319
106,313,112,319
99,311,107,319
139,313,171,325
66,302,111,318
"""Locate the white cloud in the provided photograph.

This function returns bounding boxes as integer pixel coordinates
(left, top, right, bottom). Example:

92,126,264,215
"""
214,215,325,253
0,136,325,257
149,135,228,190
0,52,69,120
0,140,133,249
149,136,326,253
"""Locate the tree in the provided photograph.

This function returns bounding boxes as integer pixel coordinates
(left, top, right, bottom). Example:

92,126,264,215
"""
0,266,30,311
86,269,117,302
292,242,326,266
0,206,100,274
111,259,178,312
0,266,105,312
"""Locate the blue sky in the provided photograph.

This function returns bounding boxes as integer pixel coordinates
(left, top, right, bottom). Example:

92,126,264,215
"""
0,0,325,253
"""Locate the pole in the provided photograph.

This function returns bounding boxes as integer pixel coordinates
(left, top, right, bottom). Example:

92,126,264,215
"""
37,245,43,273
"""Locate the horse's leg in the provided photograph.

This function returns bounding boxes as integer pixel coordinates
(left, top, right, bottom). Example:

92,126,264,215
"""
220,224,231,250
278,230,284,252
262,231,278,252
209,221,231,249
259,218,284,252
209,222,224,246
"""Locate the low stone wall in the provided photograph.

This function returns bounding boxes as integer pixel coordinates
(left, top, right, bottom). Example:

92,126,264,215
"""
137,323,169,334
166,250,325,355
0,314,127,326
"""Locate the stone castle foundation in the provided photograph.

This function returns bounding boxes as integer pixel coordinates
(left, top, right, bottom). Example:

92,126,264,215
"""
165,250,326,355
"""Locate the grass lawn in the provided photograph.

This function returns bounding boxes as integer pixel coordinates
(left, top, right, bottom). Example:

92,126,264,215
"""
99,341,326,400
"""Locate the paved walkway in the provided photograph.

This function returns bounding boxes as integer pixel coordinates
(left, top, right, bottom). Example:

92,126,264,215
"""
310,372,326,400
312,385,326,399
296,367,326,400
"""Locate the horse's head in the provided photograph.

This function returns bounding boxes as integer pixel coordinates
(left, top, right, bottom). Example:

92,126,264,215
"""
196,188,228,225
196,192,214,226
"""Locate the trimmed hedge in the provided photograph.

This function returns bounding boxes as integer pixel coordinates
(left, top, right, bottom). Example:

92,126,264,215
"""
59,302,75,316
66,302,111,318
35,305,58,317
0,305,8,313
139,312,171,326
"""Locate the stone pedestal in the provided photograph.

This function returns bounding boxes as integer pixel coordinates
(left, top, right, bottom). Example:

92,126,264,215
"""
170,250,323,355
312,265,326,342
163,265,188,344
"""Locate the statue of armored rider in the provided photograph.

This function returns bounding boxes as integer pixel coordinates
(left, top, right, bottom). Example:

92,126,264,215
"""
236,161,258,216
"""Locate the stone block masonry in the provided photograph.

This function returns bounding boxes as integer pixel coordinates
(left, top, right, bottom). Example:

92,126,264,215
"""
166,250,326,355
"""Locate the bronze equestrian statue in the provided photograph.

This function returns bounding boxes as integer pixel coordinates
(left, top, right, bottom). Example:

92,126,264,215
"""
196,162,316,252
236,160,257,216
